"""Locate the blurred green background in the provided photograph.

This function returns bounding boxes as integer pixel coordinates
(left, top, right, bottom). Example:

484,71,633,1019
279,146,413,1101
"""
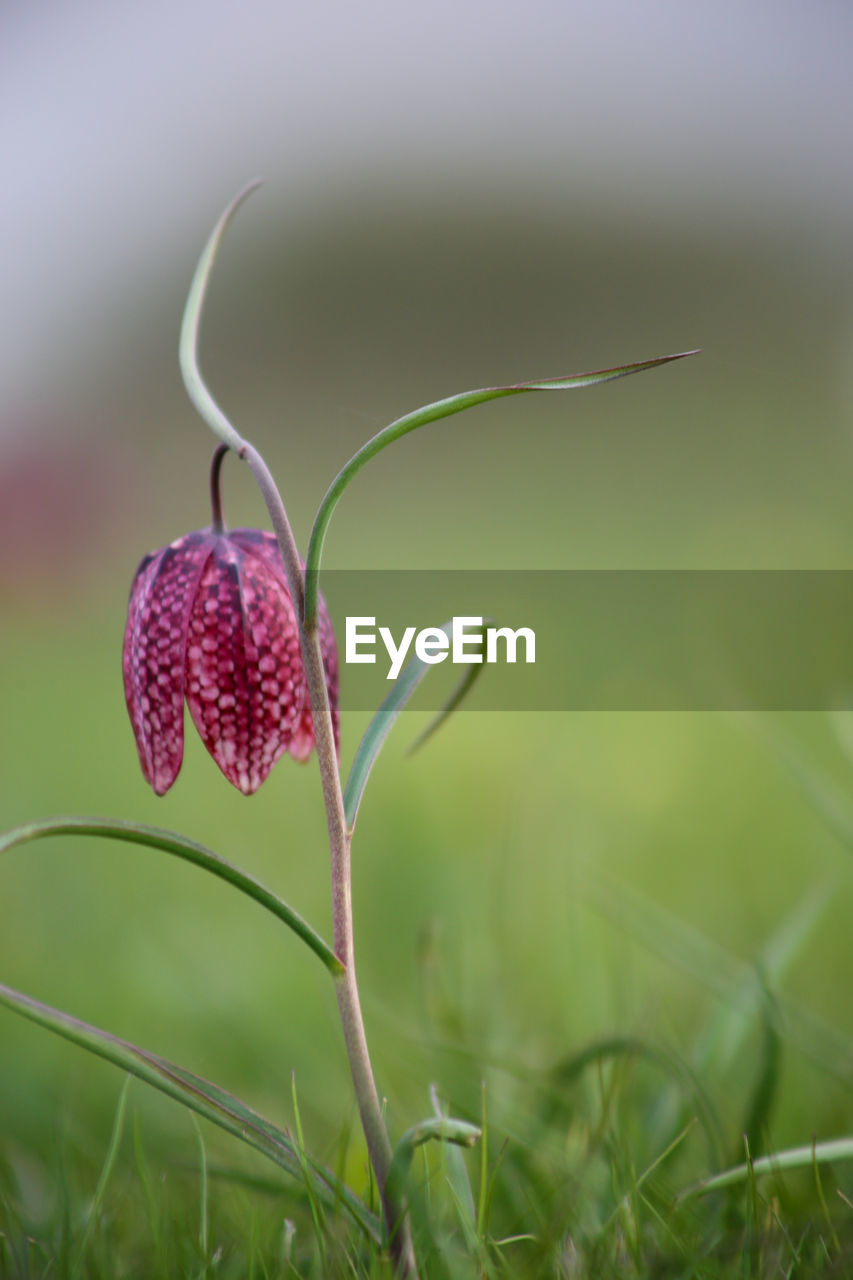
2,0,853,1207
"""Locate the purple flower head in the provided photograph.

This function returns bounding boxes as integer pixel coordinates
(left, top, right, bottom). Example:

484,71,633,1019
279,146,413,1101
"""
122,525,339,796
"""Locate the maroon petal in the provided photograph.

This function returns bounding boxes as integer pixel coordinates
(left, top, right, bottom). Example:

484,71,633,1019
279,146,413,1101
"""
230,528,340,761
228,528,293,591
184,535,306,794
122,531,212,795
289,589,340,761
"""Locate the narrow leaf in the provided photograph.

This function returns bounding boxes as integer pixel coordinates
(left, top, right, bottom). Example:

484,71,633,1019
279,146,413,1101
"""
680,1137,853,1200
0,817,342,976
290,1073,328,1270
189,1114,209,1262
73,1076,131,1271
476,1081,489,1237
0,982,379,1242
304,350,699,626
580,861,853,1088
344,621,486,831
386,1114,481,1242
179,180,262,453
406,620,488,757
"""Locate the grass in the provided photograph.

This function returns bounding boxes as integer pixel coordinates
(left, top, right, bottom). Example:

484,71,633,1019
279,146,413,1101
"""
5,387,853,1273
4,716,853,1279
4,658,853,1273
4,1022,853,1278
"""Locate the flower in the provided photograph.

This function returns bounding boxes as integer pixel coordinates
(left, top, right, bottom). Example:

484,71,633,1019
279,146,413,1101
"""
122,526,339,796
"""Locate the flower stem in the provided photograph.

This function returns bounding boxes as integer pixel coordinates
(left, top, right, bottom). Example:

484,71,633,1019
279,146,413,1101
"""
209,444,228,533
242,444,416,1274
180,187,417,1272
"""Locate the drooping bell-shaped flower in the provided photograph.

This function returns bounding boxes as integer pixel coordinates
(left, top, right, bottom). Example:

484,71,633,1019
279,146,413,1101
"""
122,469,339,796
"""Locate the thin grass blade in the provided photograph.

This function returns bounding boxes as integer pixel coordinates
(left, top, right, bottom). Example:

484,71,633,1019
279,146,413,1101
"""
693,877,831,1075
72,1076,131,1275
680,1137,853,1200
0,982,379,1242
133,1115,168,1277
581,861,853,1090
476,1082,489,1238
189,1114,210,1265
290,1073,327,1271
0,817,342,976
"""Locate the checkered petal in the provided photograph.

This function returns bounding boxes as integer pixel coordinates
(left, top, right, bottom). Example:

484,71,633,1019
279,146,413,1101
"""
230,529,340,761
122,531,213,795
183,535,307,794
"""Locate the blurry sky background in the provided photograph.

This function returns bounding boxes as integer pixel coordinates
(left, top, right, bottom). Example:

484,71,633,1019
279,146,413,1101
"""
4,0,850,581
3,0,853,576
4,0,853,1175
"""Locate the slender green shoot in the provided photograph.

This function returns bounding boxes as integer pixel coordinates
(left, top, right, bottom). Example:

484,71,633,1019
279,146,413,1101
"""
133,1114,168,1279
476,1082,489,1239
291,1073,328,1272
71,1076,131,1276
480,1139,510,1251
190,1114,210,1266
813,1139,841,1255
744,1135,760,1272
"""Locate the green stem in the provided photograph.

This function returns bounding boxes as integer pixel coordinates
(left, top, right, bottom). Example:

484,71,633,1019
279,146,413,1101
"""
242,442,415,1272
179,187,416,1275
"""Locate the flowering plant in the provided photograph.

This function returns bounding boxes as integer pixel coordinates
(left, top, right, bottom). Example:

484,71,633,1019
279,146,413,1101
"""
0,182,695,1276
122,464,340,795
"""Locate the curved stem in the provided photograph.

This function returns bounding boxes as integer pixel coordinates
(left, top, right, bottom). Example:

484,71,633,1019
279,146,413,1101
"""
179,187,416,1274
241,444,413,1268
209,444,228,533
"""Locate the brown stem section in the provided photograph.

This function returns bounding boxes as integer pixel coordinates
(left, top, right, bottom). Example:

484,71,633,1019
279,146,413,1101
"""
240,442,417,1276
209,443,229,533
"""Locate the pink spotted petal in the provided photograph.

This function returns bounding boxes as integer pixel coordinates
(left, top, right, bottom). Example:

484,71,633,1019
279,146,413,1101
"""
184,536,306,795
230,528,340,760
122,531,213,795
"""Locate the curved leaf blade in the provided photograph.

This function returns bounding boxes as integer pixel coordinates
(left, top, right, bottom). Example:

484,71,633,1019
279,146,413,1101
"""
405,621,489,758
0,817,343,977
179,180,262,453
304,350,699,626
0,981,379,1241
343,621,487,831
386,1114,481,1229
679,1137,853,1201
